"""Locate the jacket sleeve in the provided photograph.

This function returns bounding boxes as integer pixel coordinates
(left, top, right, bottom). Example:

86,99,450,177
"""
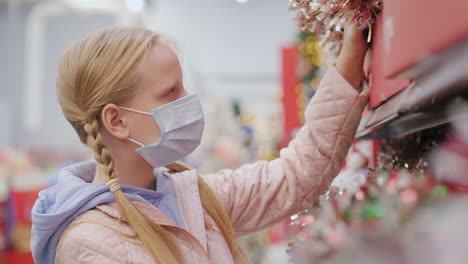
202,65,369,235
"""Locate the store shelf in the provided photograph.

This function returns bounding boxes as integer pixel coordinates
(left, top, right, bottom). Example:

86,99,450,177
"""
357,40,468,139
5,250,34,264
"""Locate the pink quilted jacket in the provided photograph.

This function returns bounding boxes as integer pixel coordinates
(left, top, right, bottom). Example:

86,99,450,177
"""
55,65,368,264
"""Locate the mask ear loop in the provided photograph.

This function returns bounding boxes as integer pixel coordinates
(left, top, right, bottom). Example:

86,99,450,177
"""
119,106,153,116
128,137,145,147
118,106,153,148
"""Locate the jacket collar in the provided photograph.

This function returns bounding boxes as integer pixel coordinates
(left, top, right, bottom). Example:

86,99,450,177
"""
96,202,175,226
94,168,209,251
166,169,208,251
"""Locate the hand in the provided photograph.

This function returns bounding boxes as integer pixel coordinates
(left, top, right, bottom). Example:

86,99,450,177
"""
335,23,369,90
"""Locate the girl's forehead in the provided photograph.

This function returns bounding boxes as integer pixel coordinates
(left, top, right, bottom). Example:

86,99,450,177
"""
137,42,182,88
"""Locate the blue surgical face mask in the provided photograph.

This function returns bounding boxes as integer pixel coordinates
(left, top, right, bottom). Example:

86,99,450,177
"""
119,93,204,168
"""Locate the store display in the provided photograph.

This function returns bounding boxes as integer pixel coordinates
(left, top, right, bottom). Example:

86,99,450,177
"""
297,31,323,123
382,0,468,78
368,15,411,108
0,148,88,263
0,168,7,264
286,118,468,263
281,46,302,147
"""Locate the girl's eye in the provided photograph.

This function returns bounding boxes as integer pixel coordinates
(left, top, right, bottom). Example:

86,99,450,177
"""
169,87,176,96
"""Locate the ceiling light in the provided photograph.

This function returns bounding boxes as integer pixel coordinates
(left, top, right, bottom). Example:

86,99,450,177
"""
126,0,144,12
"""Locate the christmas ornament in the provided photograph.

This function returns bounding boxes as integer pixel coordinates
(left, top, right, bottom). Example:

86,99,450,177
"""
289,0,383,55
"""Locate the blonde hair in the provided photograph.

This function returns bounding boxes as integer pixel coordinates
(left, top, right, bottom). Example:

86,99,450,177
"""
57,27,246,264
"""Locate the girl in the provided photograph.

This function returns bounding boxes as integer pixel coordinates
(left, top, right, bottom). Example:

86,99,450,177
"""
31,24,368,264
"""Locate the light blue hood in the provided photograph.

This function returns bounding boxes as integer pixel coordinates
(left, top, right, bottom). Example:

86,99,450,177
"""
30,161,184,264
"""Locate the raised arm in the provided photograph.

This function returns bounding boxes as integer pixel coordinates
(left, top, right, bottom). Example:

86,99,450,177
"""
203,24,369,235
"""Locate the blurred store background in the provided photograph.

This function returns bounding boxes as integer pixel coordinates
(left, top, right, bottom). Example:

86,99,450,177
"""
0,0,298,262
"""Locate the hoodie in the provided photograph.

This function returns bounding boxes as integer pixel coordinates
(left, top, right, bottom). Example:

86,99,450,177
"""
30,161,185,264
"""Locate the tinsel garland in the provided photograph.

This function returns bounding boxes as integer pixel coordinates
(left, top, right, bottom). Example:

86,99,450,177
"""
289,0,383,55
377,126,448,170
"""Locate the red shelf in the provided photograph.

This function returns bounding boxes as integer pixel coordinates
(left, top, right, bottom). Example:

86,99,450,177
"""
5,250,34,264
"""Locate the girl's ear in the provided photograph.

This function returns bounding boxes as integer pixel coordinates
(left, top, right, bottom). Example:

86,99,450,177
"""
100,104,130,140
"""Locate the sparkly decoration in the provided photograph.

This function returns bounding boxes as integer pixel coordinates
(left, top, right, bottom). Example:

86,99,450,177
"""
286,125,460,263
298,32,322,69
289,0,383,55
296,31,322,125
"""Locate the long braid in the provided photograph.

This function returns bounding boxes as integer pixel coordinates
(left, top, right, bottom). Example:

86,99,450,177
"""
83,117,117,180
84,117,185,264
84,118,104,163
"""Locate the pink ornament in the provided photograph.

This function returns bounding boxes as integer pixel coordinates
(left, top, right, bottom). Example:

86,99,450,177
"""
289,0,383,55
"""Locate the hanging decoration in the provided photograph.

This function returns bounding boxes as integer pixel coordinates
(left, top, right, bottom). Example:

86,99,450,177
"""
289,0,383,55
